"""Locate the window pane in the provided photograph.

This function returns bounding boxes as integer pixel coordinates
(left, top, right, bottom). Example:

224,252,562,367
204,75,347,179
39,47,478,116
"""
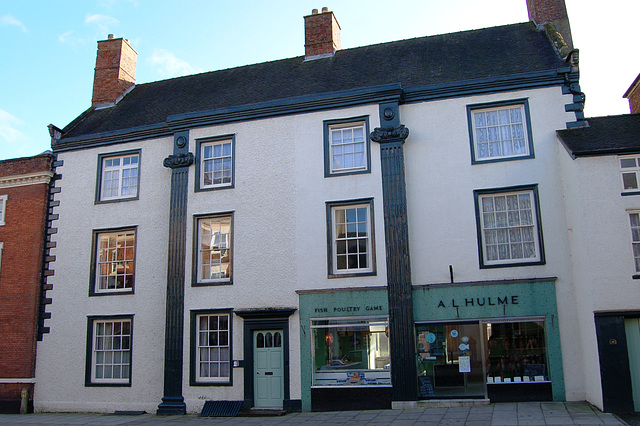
312,318,390,386
623,173,638,190
474,105,528,160
621,158,637,168
480,190,539,264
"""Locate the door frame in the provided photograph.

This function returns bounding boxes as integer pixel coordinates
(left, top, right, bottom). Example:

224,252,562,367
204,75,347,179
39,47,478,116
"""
235,309,295,411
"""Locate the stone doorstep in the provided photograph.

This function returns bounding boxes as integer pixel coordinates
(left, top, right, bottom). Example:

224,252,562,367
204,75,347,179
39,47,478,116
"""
392,399,491,409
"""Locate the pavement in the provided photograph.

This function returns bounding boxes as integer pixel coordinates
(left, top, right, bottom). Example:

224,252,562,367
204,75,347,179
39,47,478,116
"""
0,402,628,425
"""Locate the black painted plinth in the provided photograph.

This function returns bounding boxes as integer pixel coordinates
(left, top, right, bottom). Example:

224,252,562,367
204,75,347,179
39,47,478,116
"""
311,387,392,411
157,396,187,415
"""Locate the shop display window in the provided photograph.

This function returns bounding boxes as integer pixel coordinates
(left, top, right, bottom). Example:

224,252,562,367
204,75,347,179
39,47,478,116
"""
485,320,549,383
416,322,485,399
311,317,390,387
416,319,550,400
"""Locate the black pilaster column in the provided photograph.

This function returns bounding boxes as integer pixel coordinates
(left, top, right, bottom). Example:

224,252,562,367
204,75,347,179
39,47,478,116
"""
370,102,418,403
157,132,193,415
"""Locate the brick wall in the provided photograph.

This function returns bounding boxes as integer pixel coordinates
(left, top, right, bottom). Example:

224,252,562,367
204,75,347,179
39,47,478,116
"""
0,154,52,413
304,10,341,58
526,0,568,24
92,36,137,106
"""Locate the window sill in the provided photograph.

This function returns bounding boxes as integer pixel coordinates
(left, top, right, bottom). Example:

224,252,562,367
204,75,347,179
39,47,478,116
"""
85,382,131,387
622,191,640,197
479,260,545,269
192,280,233,287
89,290,134,297
471,154,534,165
95,196,139,205
325,168,370,178
632,275,640,280
190,380,233,387
328,271,377,279
195,184,234,192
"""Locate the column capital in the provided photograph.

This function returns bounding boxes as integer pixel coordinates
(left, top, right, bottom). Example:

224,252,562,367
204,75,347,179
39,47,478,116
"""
370,125,409,144
163,152,194,169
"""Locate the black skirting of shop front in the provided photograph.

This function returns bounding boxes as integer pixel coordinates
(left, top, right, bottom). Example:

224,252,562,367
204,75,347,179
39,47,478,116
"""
488,382,552,402
311,387,392,411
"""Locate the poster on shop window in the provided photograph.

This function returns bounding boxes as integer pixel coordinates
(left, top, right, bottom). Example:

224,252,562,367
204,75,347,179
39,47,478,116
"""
458,356,471,373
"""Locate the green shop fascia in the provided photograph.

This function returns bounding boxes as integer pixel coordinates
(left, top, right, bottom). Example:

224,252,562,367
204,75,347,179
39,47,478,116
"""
297,278,564,411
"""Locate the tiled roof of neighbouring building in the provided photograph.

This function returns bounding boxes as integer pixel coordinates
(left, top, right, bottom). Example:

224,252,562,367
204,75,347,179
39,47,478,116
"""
557,114,640,157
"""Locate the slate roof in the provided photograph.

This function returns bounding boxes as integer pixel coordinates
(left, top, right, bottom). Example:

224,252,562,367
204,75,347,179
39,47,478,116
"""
59,22,566,143
557,114,640,157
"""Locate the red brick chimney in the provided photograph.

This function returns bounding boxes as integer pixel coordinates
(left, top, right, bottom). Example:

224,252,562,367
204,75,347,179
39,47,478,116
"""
526,0,573,49
91,34,137,107
624,74,640,114
304,7,341,60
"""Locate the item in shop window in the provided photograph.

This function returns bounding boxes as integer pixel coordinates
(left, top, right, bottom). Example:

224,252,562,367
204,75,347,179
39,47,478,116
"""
514,377,522,382
534,375,545,382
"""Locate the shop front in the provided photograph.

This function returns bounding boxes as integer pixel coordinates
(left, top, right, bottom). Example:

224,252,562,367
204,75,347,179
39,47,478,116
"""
297,287,391,412
297,279,564,411
413,279,564,402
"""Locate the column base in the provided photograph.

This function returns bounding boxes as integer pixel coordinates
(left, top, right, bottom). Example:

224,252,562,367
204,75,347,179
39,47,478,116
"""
157,396,186,415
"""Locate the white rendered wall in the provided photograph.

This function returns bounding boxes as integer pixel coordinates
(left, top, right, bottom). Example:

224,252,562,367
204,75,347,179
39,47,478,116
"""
35,137,173,413
558,150,640,410
401,86,584,401
36,86,585,413
182,105,386,412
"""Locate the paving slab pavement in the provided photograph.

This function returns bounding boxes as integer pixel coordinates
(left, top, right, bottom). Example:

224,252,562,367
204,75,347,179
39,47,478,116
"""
0,402,627,425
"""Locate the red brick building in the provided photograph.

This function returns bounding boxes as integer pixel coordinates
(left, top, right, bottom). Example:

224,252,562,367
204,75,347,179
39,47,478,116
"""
0,153,54,413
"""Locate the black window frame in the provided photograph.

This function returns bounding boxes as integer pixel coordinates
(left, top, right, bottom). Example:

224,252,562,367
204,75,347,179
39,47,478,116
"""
326,197,377,278
190,309,233,386
474,184,545,269
467,99,534,165
85,314,134,387
89,225,138,297
95,149,142,204
192,212,234,287
324,116,371,177
195,135,236,192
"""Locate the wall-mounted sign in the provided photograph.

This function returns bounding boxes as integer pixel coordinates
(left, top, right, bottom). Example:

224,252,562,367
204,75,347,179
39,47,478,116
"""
314,305,384,314
437,296,519,308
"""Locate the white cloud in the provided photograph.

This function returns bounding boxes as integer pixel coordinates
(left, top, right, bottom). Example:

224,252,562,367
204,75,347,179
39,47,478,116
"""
0,109,27,145
85,13,119,35
58,30,75,44
1,14,27,33
148,48,202,78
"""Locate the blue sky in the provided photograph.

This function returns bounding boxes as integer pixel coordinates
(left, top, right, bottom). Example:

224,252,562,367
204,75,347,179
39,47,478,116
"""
1,0,638,161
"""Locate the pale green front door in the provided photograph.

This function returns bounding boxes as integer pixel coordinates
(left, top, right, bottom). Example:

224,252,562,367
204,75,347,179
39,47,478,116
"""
254,330,284,408
625,318,640,411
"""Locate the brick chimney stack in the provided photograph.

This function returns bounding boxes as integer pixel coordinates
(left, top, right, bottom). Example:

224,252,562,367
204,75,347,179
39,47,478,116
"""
624,74,640,114
91,34,137,107
304,7,341,60
526,0,573,50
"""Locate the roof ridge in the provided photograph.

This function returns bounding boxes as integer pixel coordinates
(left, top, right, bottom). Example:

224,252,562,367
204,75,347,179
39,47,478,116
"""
136,21,534,88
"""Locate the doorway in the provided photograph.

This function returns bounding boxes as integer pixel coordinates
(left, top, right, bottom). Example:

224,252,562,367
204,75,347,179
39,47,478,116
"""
254,330,284,408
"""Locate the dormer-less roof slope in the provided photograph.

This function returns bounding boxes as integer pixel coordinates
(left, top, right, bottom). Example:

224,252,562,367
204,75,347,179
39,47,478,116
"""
57,22,566,147
557,114,640,158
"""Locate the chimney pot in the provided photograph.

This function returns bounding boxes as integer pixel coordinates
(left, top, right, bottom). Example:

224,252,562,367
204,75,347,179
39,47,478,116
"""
304,8,341,60
108,33,115,40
